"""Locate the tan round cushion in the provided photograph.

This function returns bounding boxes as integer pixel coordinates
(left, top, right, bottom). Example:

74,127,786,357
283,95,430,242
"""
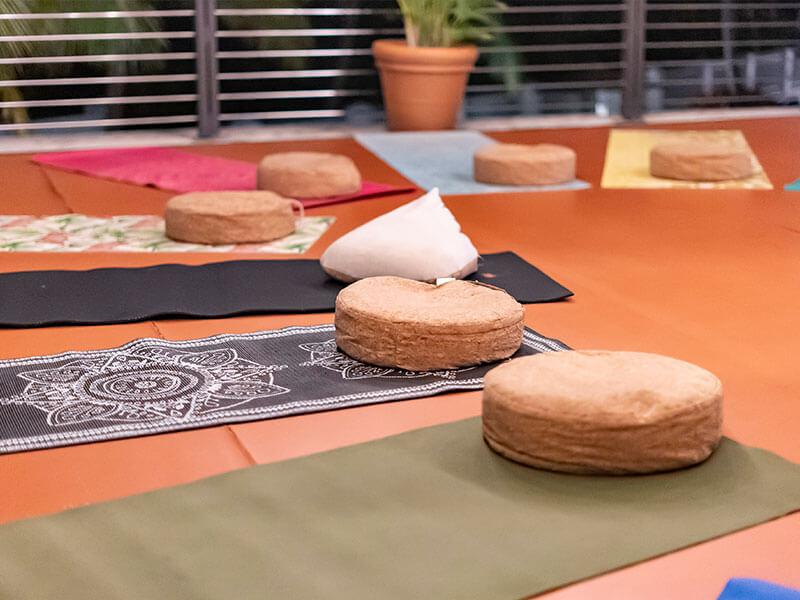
482,350,723,475
165,191,296,245
474,143,576,185
650,141,754,181
257,152,361,198
335,277,524,371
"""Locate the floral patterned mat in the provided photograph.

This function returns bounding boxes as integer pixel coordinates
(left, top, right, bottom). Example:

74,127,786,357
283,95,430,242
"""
0,214,334,253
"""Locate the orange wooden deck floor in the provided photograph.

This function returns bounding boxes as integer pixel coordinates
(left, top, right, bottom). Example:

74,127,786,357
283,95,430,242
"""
0,117,798,599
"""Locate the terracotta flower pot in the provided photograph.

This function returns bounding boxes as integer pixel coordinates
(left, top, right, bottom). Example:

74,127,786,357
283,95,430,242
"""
372,39,478,131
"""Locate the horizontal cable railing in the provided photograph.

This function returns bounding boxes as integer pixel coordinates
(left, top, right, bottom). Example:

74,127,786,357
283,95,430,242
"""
0,10,196,19
0,1,797,135
647,39,797,48
214,0,628,127
0,74,198,87
0,32,196,41
0,115,197,133
213,5,626,17
648,3,798,10
644,0,799,112
0,1,198,132
0,52,196,65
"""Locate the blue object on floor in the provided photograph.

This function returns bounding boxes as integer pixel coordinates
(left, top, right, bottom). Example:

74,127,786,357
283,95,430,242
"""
784,179,800,191
718,578,800,600
356,130,591,195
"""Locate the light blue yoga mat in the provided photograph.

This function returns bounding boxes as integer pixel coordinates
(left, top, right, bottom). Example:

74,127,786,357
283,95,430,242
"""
356,130,590,195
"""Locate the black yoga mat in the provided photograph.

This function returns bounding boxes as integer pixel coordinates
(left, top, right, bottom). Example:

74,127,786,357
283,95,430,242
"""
0,252,571,328
0,325,565,454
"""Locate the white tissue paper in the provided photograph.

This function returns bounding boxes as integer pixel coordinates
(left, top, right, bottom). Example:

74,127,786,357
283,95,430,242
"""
320,188,479,283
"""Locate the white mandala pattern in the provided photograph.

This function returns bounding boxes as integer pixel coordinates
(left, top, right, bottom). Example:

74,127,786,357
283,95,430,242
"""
299,339,472,380
1,343,289,427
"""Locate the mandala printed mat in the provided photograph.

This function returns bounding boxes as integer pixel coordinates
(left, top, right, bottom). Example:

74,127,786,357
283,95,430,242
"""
0,325,567,454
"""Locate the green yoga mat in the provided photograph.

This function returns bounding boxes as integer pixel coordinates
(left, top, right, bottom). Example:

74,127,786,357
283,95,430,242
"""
2,418,800,600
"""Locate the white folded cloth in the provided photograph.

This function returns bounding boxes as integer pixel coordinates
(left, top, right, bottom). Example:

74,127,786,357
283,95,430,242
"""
320,188,479,283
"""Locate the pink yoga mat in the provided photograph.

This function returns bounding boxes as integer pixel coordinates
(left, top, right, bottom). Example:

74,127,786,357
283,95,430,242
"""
33,147,414,208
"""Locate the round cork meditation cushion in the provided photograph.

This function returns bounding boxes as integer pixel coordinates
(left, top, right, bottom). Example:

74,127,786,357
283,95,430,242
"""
473,143,576,185
257,151,361,198
482,350,723,475
649,140,754,181
165,191,296,245
335,277,524,371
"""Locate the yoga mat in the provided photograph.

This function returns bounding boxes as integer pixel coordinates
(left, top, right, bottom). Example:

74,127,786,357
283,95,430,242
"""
1,418,798,600
0,214,333,254
601,129,773,190
0,326,561,454
32,147,414,208
784,179,800,191
0,252,572,328
718,579,800,600
356,130,590,194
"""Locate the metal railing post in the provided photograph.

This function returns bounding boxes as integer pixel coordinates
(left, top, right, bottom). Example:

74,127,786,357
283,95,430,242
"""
621,0,645,120
783,47,796,103
195,0,219,137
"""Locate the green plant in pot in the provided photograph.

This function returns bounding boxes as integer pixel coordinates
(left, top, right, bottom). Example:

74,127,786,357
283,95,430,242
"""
373,0,501,131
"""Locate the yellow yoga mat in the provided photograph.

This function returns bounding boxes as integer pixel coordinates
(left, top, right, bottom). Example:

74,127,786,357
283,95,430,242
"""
601,129,773,190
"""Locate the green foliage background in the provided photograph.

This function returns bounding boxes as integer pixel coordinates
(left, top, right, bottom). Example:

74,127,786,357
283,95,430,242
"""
396,0,501,47
0,0,166,124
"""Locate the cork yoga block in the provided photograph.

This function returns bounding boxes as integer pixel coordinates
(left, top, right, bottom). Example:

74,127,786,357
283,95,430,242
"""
483,350,723,475
649,141,755,182
257,152,362,198
474,143,576,186
165,191,297,245
335,277,524,372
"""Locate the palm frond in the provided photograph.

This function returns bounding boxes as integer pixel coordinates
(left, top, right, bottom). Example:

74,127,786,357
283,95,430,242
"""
484,31,522,93
0,0,37,61
396,0,502,47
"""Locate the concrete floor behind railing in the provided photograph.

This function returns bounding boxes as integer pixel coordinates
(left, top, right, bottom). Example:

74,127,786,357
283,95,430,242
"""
0,106,797,155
